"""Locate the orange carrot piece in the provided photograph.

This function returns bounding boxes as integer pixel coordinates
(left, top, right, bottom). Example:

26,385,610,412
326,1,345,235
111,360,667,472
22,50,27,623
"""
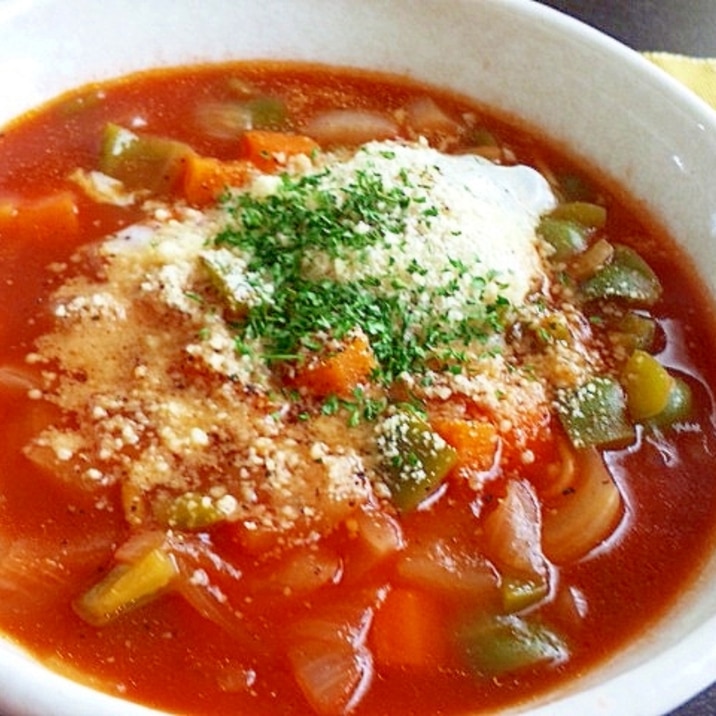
0,191,79,244
371,587,446,669
183,154,249,206
432,418,498,476
0,199,15,224
238,130,319,173
294,334,377,398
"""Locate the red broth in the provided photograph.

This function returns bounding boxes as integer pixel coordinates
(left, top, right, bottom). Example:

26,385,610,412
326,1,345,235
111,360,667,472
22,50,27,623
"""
0,62,716,716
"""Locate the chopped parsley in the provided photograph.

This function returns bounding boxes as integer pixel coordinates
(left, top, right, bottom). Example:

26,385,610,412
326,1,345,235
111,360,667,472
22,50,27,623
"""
211,156,513,384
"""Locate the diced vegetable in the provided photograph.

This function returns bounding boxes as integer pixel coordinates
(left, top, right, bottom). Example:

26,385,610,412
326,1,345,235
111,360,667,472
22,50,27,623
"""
166,491,237,530
482,481,545,576
548,201,607,229
243,96,288,130
263,545,342,596
552,584,589,626
199,248,255,316
183,154,249,205
288,638,371,716
537,434,578,501
538,201,606,261
533,310,571,343
376,410,458,511
99,123,194,194
0,536,112,614
645,376,693,428
237,130,319,173
195,97,287,140
113,530,166,563
0,364,41,394
464,126,512,162
69,168,137,206
607,311,658,353
396,538,498,602
567,237,614,281
351,508,404,561
371,587,446,669
541,446,624,564
431,417,498,478
468,126,500,148
481,481,550,613
501,577,549,614
537,217,590,260
403,97,459,136
553,172,597,203
293,334,377,398
579,243,662,306
21,406,95,488
621,349,674,420
74,545,178,626
344,507,405,580
176,572,255,645
195,101,253,139
458,614,568,677
556,376,636,449
302,109,399,147
0,191,79,243
621,351,693,428
168,535,255,645
287,602,374,716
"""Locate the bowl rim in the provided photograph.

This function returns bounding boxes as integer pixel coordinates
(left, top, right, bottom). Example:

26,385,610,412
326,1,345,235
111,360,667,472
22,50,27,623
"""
1,1,716,715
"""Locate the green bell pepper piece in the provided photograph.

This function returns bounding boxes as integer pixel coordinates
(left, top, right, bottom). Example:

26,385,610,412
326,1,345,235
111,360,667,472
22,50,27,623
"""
556,376,636,449
376,410,457,511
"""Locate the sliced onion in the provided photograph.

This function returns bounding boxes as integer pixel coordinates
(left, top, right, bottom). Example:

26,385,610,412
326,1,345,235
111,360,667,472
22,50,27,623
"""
288,638,372,716
568,237,614,281
0,535,114,613
171,536,254,645
397,538,498,603
482,480,547,578
264,544,342,595
0,541,71,607
216,664,257,694
287,601,374,716
176,574,254,645
290,599,374,645
355,508,404,558
303,109,398,147
540,436,578,500
345,506,405,581
553,584,589,626
69,168,138,207
114,530,166,563
404,96,459,135
195,101,252,139
0,364,41,393
541,446,625,564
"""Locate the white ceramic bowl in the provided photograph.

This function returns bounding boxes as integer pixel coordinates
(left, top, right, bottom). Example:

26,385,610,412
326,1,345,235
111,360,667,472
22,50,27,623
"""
1,1,716,714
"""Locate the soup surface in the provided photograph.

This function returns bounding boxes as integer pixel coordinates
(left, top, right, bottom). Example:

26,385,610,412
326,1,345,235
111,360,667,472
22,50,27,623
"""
1,62,716,716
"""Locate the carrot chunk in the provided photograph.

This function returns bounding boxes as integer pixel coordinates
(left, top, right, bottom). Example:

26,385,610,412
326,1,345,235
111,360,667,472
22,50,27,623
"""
0,191,79,245
293,334,377,398
182,154,249,206
371,587,446,668
238,130,319,172
432,417,498,477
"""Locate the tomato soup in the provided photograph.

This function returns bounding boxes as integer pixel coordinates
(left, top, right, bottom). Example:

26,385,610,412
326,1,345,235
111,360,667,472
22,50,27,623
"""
0,62,715,716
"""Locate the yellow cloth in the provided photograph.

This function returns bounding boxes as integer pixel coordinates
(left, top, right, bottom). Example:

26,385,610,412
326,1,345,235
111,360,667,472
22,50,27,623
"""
644,52,716,110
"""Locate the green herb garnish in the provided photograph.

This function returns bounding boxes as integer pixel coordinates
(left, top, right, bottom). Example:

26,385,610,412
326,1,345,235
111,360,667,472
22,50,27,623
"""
210,161,512,384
